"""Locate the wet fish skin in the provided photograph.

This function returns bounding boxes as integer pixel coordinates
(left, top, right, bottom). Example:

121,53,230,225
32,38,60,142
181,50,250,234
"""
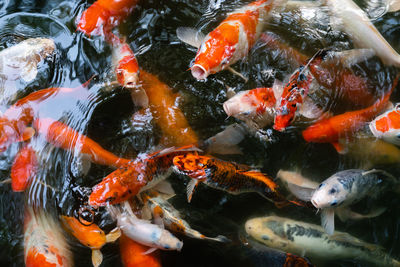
120,234,161,267
370,103,400,146
245,215,400,266
11,144,37,192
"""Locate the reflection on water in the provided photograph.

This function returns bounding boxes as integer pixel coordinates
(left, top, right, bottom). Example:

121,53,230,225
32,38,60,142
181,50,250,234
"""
0,0,399,266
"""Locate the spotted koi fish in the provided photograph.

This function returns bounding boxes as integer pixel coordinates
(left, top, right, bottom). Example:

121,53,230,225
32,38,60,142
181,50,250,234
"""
24,207,73,267
61,215,120,267
120,234,161,267
11,144,37,192
172,153,287,205
177,0,285,80
77,0,139,36
89,145,201,206
369,103,400,146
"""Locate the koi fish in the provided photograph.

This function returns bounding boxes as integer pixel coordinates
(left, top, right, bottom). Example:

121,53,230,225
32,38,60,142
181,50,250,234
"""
289,169,394,235
177,0,285,80
89,145,201,206
61,215,121,267
276,169,319,193
323,0,400,67
108,202,183,251
11,144,37,192
302,76,398,151
24,207,73,267
139,70,199,146
369,103,400,146
142,191,229,242
77,0,139,36
33,117,131,168
172,153,287,205
0,38,55,105
120,234,161,267
245,215,400,266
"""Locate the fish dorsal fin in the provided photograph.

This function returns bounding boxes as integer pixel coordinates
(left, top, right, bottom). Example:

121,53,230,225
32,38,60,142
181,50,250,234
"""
151,181,175,198
287,182,315,201
176,27,205,48
149,145,202,159
321,208,335,235
92,249,103,267
186,179,199,203
362,169,396,180
299,97,324,119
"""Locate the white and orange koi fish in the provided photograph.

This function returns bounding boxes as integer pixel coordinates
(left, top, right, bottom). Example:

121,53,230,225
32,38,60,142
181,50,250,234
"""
370,103,400,146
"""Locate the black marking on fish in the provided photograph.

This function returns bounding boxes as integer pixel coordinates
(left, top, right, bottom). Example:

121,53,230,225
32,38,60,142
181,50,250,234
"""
265,220,286,239
286,224,322,242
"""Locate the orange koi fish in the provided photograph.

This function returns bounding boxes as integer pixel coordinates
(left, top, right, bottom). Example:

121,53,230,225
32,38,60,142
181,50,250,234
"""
223,87,277,128
369,103,400,146
11,144,37,192
172,153,287,205
77,0,139,36
89,145,201,206
177,0,283,80
139,70,199,146
302,76,398,151
61,215,120,267
34,117,131,168
24,207,72,267
120,234,161,267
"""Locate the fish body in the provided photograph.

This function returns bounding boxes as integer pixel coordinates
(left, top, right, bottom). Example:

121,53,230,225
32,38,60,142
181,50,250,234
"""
11,144,37,192
0,38,55,104
324,0,400,67
178,0,282,80
245,215,400,266
223,87,276,128
24,207,72,267
109,204,183,251
172,153,287,204
77,0,139,36
120,234,161,267
276,169,319,191
369,104,400,146
89,145,200,206
144,192,228,242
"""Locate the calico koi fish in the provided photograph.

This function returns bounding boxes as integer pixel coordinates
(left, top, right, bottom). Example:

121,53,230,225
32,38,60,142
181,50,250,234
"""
24,207,73,267
77,0,139,36
177,0,284,80
33,117,131,168
302,76,398,151
108,203,183,251
143,191,229,242
89,145,201,206
172,153,287,205
369,103,400,146
61,215,121,267
11,144,37,192
245,215,400,266
120,234,161,267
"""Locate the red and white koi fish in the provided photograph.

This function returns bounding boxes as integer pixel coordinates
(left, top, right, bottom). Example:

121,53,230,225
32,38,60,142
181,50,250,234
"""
302,76,398,152
120,234,162,267
177,0,285,80
89,145,201,206
77,0,139,36
33,117,131,168
61,216,121,267
24,207,73,267
11,144,37,192
369,103,400,146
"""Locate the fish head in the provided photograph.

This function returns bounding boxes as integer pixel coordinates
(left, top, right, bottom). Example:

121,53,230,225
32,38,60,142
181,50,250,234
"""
116,53,140,88
244,216,284,247
369,104,400,146
172,153,209,180
273,102,297,132
159,230,183,251
311,178,347,209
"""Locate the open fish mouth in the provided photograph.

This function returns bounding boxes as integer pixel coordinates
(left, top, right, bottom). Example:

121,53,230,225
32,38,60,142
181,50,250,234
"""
191,64,208,80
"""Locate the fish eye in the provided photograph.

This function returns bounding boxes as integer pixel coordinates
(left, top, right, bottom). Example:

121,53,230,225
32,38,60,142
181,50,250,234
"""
291,103,296,108
318,183,324,189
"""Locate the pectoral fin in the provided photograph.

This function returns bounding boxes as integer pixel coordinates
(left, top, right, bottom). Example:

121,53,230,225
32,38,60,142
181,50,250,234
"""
227,67,248,82
105,227,121,243
186,179,199,203
272,79,284,100
299,97,323,119
202,123,246,155
142,247,158,255
287,182,315,201
21,62,38,82
152,181,175,198
130,87,149,108
389,0,400,12
336,206,386,221
20,127,35,142
176,27,205,48
0,178,11,185
92,249,103,267
321,208,335,235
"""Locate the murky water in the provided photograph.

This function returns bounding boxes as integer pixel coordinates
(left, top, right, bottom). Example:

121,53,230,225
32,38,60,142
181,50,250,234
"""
0,0,400,266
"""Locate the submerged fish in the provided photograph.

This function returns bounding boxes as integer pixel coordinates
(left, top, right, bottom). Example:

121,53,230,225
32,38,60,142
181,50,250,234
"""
369,103,400,146
289,169,395,234
24,207,73,267
119,234,161,267
89,145,201,206
0,38,55,105
61,216,120,267
245,215,400,266
172,153,288,205
108,203,183,251
177,0,285,80
11,144,37,192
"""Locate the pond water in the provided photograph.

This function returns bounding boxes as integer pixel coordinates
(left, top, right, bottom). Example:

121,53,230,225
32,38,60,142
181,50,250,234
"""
0,0,400,266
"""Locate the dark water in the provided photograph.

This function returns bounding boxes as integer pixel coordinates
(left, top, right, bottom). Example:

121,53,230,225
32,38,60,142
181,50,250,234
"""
0,0,400,266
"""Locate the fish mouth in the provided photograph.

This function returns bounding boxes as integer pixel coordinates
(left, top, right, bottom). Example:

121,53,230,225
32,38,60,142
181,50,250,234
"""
311,199,319,208
191,65,208,80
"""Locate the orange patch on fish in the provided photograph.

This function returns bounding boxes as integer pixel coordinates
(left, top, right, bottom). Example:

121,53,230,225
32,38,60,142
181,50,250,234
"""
120,234,161,267
11,145,37,192
375,110,400,133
